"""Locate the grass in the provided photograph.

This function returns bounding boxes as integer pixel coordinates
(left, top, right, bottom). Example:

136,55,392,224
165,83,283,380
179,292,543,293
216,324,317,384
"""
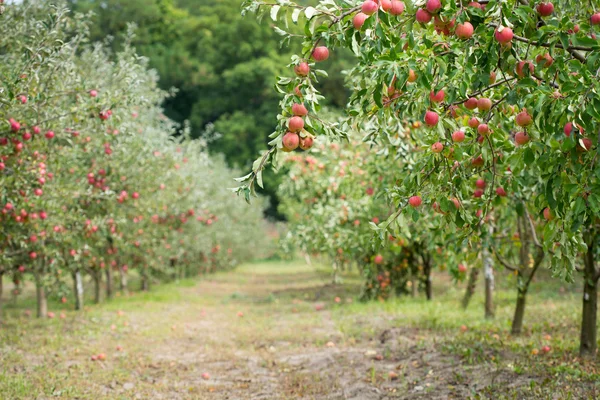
0,260,599,399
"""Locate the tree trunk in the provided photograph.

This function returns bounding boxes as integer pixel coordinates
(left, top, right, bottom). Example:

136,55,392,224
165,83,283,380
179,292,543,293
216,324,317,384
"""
94,271,101,304
0,270,4,325
424,260,432,301
118,267,128,295
511,287,527,335
72,270,84,311
35,275,47,318
580,232,598,358
105,268,113,299
141,272,149,291
483,245,495,319
462,267,479,309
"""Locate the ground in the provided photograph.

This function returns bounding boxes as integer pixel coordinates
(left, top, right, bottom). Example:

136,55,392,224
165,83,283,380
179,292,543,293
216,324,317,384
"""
1,260,599,399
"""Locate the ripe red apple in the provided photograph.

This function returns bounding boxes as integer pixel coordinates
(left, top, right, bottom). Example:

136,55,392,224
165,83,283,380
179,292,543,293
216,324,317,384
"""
489,71,497,84
312,46,329,62
471,155,484,167
288,116,305,132
535,53,553,67
294,62,310,77
579,138,593,151
97,353,106,361
496,187,507,197
468,117,479,129
452,130,465,142
431,142,444,153
282,132,300,151
408,195,422,208
389,1,405,16
201,372,210,380
455,22,474,39
458,264,467,273
464,97,478,110
477,124,490,135
543,207,553,221
407,69,417,82
424,110,439,126
45,130,55,139
475,179,486,189
495,26,513,44
516,61,534,78
515,131,530,145
89,89,98,97
381,0,392,11
374,254,384,264
429,89,445,103
415,8,432,23
536,2,553,17
473,189,483,198
541,345,551,354
591,13,600,25
477,98,492,111
10,119,21,132
468,1,482,8
515,110,532,126
353,12,369,29
299,135,314,150
426,0,441,13
361,0,379,15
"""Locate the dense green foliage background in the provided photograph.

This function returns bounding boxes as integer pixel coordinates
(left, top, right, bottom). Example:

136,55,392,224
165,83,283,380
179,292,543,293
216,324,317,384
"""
66,0,351,217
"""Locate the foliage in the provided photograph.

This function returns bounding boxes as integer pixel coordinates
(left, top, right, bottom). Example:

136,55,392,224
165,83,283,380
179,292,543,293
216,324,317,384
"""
0,1,272,316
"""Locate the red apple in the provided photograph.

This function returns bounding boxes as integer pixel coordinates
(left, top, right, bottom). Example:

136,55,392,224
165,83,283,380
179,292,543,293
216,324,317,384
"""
362,0,379,15
475,179,486,189
416,8,432,23
591,13,600,25
452,130,465,142
429,89,445,103
424,110,439,126
495,26,513,44
431,142,444,153
536,2,553,17
299,135,314,150
455,22,474,39
535,53,553,67
516,110,532,126
496,187,507,197
515,131,530,145
464,97,478,110
288,116,304,132
468,117,479,129
477,98,492,111
389,1,405,16
543,207,553,221
353,12,369,29
458,264,467,273
312,46,329,62
516,61,534,78
282,132,300,151
473,189,483,198
426,0,441,13
374,254,384,264
381,0,392,11
477,124,490,135
294,62,310,77
408,195,422,208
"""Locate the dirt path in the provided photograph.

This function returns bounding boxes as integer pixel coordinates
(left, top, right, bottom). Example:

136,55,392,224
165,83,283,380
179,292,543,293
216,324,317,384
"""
1,261,598,399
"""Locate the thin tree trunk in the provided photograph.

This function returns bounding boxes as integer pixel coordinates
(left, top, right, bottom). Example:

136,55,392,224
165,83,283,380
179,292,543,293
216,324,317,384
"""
0,270,4,325
483,244,495,319
73,270,84,311
105,268,113,299
511,287,527,335
141,271,149,291
35,274,47,318
424,259,432,301
304,252,312,266
94,271,101,304
118,267,128,295
411,274,418,297
462,267,479,309
580,232,598,357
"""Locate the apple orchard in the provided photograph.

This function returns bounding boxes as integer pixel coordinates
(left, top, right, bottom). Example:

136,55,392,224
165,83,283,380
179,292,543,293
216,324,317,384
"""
0,4,271,324
239,0,600,357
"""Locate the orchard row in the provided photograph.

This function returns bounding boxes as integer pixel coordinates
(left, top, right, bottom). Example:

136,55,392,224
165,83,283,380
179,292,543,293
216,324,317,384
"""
0,3,271,321
242,0,600,357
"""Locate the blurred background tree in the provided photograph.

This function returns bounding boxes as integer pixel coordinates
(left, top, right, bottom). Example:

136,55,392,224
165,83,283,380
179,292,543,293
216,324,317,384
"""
67,0,351,218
